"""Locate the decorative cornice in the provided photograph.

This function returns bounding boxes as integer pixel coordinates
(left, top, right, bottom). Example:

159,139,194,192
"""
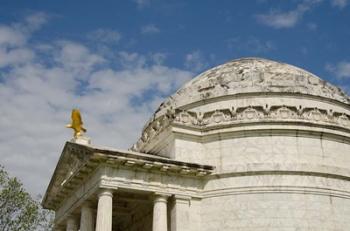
42,142,214,210
133,104,350,152
93,152,213,177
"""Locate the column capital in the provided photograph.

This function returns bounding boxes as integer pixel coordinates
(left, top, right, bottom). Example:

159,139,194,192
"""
153,192,171,203
98,188,114,198
173,194,191,201
173,195,191,205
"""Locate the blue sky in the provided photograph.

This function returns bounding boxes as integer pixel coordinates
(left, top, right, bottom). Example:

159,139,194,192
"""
0,0,349,195
2,0,350,79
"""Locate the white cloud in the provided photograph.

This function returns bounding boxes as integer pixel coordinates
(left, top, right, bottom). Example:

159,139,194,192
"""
226,37,275,54
150,52,167,65
141,24,160,34
0,47,34,67
306,22,318,30
23,12,49,32
117,52,167,68
0,13,193,196
118,51,147,68
256,10,301,29
134,0,151,9
256,0,322,29
326,61,350,79
331,0,348,8
184,50,208,72
87,29,121,44
54,41,105,76
0,26,26,47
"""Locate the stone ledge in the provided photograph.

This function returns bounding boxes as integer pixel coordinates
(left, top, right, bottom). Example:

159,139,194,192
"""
209,163,350,180
94,153,213,177
202,185,350,199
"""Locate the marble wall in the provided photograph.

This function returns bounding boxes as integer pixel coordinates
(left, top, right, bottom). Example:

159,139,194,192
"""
200,192,350,231
174,135,350,172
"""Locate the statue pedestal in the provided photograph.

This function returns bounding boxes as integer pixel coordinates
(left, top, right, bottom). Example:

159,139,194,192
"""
71,136,91,145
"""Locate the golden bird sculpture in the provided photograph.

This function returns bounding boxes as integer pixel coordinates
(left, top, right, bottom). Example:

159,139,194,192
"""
66,109,87,138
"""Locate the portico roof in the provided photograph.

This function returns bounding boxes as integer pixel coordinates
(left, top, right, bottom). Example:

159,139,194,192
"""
42,141,214,210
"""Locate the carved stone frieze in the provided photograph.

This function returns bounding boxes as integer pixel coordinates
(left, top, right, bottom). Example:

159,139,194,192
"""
133,103,350,152
175,111,197,125
302,108,327,122
338,114,350,126
270,106,298,120
237,107,264,121
209,110,230,124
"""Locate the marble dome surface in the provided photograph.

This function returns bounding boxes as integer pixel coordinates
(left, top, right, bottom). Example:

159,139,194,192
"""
134,57,350,153
154,57,350,118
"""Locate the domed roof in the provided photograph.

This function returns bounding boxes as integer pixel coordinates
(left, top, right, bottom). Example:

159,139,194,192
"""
154,57,350,118
134,57,350,153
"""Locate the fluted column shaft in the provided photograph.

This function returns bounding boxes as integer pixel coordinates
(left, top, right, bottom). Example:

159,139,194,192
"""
80,202,94,231
95,189,113,231
152,194,169,231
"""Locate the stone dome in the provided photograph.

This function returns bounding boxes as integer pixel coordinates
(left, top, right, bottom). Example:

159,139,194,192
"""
133,57,350,153
153,57,350,119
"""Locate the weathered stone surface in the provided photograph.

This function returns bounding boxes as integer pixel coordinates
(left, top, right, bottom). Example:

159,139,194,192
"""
156,57,350,116
134,58,350,153
44,57,350,231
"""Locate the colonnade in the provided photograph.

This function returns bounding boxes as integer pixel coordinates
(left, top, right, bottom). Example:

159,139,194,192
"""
60,189,190,231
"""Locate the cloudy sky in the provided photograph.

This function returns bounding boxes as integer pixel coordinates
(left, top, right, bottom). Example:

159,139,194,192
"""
0,0,350,196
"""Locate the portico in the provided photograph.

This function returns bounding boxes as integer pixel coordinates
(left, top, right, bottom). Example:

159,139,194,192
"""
42,141,213,231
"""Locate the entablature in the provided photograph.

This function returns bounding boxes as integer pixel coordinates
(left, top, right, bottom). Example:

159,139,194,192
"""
42,141,214,211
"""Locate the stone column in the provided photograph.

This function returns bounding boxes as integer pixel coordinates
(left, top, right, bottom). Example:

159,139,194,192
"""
170,195,191,231
66,216,78,231
80,202,94,231
152,194,169,231
95,189,113,231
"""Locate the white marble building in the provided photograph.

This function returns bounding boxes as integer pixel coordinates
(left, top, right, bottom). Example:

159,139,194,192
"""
42,58,350,231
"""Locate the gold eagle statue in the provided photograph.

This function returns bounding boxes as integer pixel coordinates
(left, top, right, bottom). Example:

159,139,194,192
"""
66,109,87,138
